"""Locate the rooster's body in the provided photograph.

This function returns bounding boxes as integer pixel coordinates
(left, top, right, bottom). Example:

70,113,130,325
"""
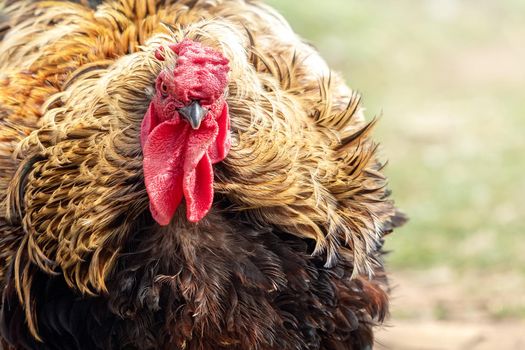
0,1,404,349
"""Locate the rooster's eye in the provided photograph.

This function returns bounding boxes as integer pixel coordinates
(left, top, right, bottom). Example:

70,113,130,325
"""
160,81,168,98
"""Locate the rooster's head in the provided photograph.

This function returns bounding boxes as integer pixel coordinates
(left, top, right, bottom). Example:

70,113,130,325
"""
141,39,231,225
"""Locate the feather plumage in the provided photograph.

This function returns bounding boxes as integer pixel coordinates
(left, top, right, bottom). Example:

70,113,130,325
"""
0,1,405,349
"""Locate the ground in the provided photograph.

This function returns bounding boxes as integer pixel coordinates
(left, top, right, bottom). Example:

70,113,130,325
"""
376,269,525,349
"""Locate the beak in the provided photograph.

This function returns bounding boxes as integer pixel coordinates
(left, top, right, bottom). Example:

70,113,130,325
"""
178,101,208,129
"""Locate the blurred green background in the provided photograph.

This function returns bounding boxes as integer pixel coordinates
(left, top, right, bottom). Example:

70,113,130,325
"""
266,0,525,348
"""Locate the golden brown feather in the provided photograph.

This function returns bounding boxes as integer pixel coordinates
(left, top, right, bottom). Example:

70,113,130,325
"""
0,1,405,349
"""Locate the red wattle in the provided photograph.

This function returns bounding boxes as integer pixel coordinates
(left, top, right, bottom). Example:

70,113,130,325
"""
141,101,230,225
183,153,214,222
207,103,231,163
141,118,187,226
141,103,158,149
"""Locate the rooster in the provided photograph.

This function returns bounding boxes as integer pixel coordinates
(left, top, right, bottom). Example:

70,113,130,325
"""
0,0,405,349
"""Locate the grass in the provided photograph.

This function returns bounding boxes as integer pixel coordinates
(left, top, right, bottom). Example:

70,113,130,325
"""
490,305,525,321
266,0,525,272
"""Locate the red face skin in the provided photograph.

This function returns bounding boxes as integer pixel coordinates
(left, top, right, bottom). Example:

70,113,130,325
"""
141,39,231,225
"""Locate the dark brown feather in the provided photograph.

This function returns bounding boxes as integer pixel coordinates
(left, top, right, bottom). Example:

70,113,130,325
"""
0,1,405,349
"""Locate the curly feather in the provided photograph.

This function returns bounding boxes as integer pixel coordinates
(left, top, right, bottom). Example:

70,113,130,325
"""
0,1,404,349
